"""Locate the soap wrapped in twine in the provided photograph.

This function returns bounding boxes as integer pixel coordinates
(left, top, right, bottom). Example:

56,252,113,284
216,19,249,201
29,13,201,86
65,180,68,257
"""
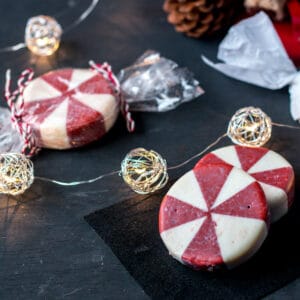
4,68,39,157
89,61,135,133
3,62,135,158
3,50,205,159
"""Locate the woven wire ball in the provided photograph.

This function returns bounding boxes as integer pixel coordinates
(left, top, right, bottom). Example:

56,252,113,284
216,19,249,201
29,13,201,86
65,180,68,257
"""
121,148,169,194
25,15,62,56
0,153,34,195
227,107,272,147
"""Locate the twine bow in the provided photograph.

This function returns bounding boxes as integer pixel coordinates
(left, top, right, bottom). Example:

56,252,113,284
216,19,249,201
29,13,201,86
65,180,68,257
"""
4,69,40,157
89,61,135,132
4,62,135,158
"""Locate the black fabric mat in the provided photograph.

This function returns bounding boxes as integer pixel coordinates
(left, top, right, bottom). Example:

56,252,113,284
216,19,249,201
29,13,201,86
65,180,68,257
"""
85,184,300,300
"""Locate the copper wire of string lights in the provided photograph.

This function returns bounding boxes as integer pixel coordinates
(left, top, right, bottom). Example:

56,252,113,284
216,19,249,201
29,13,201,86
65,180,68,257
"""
35,170,120,187
1,106,300,196
0,0,99,56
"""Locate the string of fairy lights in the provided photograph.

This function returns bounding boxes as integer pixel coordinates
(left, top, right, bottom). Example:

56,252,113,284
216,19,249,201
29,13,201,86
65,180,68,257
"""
0,3,299,197
0,0,99,56
1,106,298,196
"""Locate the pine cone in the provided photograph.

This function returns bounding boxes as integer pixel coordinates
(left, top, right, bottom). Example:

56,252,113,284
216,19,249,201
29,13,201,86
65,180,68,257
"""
163,0,244,38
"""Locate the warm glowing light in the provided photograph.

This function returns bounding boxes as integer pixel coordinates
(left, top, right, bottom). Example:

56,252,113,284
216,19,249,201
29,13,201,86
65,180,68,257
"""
25,15,62,56
227,106,272,147
121,148,168,194
0,153,34,195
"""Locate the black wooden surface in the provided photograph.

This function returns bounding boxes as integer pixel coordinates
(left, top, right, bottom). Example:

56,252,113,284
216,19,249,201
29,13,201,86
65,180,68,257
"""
0,0,299,299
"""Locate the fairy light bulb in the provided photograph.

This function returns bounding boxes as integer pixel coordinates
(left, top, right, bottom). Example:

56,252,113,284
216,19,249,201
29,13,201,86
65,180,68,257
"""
121,148,168,194
0,153,34,195
227,106,272,147
25,15,62,56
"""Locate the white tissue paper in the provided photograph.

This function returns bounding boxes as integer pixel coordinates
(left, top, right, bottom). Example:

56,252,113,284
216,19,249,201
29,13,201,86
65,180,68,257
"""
202,12,300,121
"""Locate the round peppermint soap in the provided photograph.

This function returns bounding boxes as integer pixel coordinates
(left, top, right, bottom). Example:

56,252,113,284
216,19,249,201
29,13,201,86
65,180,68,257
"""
195,146,294,223
21,68,119,149
159,164,269,270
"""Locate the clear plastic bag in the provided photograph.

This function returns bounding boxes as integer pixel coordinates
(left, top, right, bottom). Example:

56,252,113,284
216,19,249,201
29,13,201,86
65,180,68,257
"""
0,107,23,153
118,50,204,112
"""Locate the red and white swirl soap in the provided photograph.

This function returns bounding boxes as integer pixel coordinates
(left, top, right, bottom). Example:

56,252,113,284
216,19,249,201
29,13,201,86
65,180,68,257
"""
21,68,118,149
159,164,269,270
195,146,294,222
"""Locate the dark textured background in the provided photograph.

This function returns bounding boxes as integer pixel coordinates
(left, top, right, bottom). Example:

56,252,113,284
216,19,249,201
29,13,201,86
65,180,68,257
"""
0,0,299,299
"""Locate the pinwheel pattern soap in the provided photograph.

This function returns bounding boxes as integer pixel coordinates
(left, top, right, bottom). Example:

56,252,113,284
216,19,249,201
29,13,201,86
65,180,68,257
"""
195,146,294,222
21,68,118,149
159,164,269,270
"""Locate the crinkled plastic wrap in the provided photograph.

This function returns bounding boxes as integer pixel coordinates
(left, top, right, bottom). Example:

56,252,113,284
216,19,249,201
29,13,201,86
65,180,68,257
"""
0,107,23,153
118,51,204,112
202,12,300,121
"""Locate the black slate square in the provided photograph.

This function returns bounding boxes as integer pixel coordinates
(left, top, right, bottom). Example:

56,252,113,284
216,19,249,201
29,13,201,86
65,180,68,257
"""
85,186,300,299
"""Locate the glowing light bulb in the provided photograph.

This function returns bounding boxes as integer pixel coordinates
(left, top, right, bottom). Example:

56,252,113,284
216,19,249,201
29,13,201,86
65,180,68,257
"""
25,15,62,56
0,153,34,195
121,148,168,194
227,107,272,147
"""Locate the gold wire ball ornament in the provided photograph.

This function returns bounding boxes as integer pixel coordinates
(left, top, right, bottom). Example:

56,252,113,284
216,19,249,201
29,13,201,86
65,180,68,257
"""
227,106,272,147
0,153,34,195
25,15,62,56
121,148,169,194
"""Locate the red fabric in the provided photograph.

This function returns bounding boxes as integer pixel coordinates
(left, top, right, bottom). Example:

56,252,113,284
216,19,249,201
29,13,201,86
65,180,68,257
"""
275,22,300,67
271,0,300,66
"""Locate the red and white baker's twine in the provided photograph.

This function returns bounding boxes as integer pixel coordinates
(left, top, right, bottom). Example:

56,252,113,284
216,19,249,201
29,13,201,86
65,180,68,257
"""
4,63,134,157
89,61,135,132
4,69,39,157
